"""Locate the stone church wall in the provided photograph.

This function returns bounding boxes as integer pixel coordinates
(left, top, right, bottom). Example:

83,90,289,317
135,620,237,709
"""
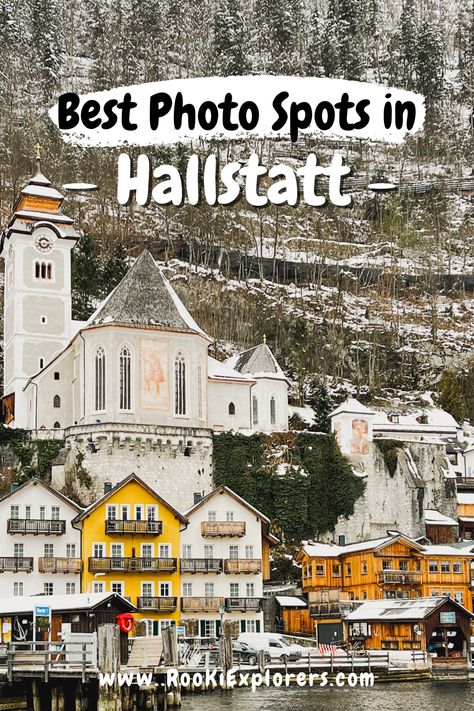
52,423,214,512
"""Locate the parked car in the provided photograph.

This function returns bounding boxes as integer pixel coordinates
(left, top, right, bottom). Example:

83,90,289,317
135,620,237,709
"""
237,633,304,663
232,640,271,665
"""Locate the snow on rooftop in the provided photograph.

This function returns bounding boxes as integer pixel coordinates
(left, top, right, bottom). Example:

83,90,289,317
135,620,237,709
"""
424,509,458,526
207,356,253,382
347,597,451,622
0,592,134,615
275,596,307,608
330,397,376,418
457,492,474,505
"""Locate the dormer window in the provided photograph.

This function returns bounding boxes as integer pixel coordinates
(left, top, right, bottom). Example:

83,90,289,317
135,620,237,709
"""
417,414,429,425
388,413,399,423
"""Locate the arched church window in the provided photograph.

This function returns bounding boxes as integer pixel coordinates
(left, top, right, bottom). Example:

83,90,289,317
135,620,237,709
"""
174,352,186,416
270,396,276,425
53,421,61,429
95,346,106,412
46,263,52,279
53,395,61,408
35,262,40,278
119,346,132,411
229,402,235,416
252,395,258,426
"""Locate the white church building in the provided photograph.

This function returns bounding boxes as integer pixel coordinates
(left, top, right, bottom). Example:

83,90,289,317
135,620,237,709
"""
0,168,289,510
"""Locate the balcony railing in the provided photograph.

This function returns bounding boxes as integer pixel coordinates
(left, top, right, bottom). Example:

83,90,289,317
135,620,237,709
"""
105,520,163,535
201,522,246,538
225,597,262,612
376,570,422,585
7,519,66,535
224,559,262,574
88,557,177,573
38,557,82,574
0,557,33,573
137,596,178,612
181,596,225,612
180,558,223,574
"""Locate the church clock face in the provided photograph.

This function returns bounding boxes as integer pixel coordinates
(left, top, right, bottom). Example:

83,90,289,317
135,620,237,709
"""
35,233,53,253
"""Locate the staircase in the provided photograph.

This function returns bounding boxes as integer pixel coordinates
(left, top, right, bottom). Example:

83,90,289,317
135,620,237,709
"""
126,636,163,668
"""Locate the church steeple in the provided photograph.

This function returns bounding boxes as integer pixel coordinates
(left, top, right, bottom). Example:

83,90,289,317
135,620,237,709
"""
1,162,80,427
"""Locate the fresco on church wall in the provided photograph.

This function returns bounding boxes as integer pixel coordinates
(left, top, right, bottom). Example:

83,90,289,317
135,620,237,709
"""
351,418,368,454
140,338,169,409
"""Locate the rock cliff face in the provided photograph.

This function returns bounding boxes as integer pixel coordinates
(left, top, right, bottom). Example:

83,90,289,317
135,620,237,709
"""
327,440,457,542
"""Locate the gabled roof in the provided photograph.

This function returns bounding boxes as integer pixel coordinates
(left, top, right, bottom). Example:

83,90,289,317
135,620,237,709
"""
346,596,473,622
298,531,424,560
87,250,210,339
330,397,376,418
0,592,135,616
72,473,188,525
185,485,279,545
0,477,82,512
224,343,288,382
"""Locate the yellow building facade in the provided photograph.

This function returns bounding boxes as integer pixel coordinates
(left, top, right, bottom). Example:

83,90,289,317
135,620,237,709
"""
73,474,187,635
297,532,474,613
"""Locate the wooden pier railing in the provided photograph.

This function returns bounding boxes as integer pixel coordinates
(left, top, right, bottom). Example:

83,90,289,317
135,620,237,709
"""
6,640,96,682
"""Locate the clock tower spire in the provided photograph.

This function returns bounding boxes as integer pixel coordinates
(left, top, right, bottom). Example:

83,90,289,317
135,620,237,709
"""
0,161,80,427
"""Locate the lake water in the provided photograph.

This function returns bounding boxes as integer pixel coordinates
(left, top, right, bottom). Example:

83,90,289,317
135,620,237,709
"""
181,682,474,711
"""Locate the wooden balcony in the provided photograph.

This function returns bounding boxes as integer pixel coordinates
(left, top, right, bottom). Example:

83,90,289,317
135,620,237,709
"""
105,520,163,535
225,597,262,612
7,519,66,535
38,557,82,574
181,596,225,612
180,558,223,574
137,596,178,612
0,557,33,573
201,521,246,538
224,559,261,574
376,570,422,585
88,557,177,573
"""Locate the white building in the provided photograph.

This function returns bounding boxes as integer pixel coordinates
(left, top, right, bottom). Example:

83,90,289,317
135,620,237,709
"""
180,486,278,638
1,168,289,510
0,479,82,597
331,397,460,456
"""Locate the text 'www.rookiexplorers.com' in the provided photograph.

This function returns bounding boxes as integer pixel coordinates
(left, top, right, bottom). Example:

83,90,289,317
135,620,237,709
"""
99,669,375,692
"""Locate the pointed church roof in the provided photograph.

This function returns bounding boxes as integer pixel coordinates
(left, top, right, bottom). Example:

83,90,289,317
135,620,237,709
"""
224,342,288,382
88,250,210,338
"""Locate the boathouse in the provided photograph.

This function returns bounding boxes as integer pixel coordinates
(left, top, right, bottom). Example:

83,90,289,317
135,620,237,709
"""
0,592,135,643
346,596,473,666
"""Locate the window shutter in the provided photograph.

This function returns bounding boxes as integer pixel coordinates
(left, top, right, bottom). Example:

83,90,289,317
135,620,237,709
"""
215,620,221,638
199,620,206,638
240,620,246,633
256,620,261,633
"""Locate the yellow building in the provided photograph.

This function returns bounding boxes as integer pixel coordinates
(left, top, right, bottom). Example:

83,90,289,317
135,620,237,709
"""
296,532,474,614
73,474,187,635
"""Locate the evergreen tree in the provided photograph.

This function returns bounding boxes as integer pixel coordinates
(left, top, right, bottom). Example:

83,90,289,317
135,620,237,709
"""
30,0,63,100
438,369,467,423
71,233,102,320
415,18,445,103
305,10,322,76
321,5,340,77
101,242,129,297
307,377,333,433
213,0,250,75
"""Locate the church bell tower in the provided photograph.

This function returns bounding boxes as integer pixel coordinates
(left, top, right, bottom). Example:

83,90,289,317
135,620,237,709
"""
0,148,80,427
